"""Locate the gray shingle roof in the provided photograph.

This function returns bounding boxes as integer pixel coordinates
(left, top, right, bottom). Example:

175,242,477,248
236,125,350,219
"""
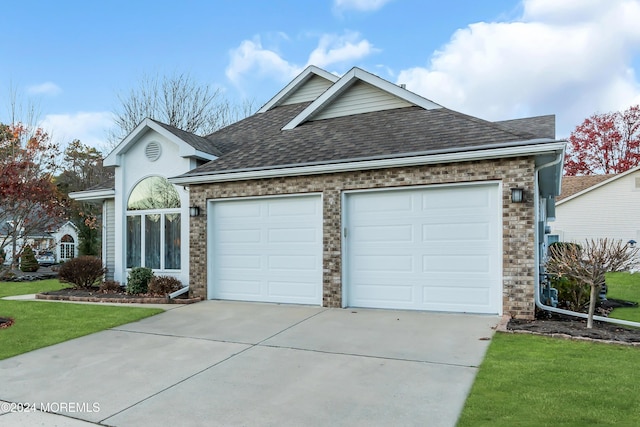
179,103,550,177
150,119,224,157
495,115,556,139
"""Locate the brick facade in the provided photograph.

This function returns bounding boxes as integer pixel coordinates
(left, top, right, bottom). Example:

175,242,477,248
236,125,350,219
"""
189,157,537,319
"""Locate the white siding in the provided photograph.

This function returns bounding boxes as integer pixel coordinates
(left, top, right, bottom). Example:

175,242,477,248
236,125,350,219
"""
104,199,116,280
311,81,412,121
551,170,640,244
281,75,333,105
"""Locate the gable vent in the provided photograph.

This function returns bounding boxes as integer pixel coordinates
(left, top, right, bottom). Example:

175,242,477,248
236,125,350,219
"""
636,177,640,189
145,141,162,162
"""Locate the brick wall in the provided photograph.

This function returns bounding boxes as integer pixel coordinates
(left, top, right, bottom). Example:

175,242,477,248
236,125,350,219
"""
189,157,537,319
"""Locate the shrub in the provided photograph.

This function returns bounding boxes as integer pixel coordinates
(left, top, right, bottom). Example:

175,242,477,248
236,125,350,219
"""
99,280,122,293
19,245,39,272
126,267,154,295
58,256,106,289
148,275,183,296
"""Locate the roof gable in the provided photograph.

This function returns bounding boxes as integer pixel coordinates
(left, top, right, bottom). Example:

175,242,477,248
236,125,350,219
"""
257,66,339,113
104,118,219,167
282,67,442,130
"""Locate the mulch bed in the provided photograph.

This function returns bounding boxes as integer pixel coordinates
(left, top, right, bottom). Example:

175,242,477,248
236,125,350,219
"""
0,317,14,329
37,288,202,304
506,299,640,345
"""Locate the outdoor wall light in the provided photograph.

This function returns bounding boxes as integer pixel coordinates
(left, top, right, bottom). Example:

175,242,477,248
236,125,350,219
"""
189,205,200,217
628,239,637,248
511,188,524,203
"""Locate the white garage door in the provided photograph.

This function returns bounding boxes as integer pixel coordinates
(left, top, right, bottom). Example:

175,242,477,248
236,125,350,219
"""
345,184,501,314
209,195,322,305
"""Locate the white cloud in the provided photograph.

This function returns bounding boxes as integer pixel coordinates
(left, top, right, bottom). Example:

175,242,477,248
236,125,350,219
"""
307,32,377,68
27,82,62,96
40,111,114,150
226,32,376,88
333,0,393,12
397,0,640,137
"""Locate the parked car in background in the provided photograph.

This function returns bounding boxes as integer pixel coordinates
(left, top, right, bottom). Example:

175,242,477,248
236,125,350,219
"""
36,251,56,267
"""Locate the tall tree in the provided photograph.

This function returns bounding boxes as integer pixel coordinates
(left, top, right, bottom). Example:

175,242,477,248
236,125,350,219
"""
56,140,113,256
564,105,640,176
108,72,255,146
0,122,65,266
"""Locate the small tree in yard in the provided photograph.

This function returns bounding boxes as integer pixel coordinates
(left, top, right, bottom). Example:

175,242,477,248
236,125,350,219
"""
546,239,638,328
19,245,39,272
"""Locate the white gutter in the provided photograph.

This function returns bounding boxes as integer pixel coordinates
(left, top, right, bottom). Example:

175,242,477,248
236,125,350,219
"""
171,141,566,185
534,154,640,328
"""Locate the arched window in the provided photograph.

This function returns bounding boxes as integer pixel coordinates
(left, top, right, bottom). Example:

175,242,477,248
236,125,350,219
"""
60,234,75,260
126,177,181,270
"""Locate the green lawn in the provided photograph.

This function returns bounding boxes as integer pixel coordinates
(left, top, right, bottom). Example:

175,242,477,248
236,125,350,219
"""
606,272,640,322
459,272,640,426
458,333,640,426
0,280,163,360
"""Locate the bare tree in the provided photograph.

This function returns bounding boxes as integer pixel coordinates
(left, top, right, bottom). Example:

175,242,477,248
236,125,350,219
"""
546,239,638,328
108,72,255,147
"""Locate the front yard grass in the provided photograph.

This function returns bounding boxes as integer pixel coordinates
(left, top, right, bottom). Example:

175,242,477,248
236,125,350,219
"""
0,280,163,360
458,333,640,426
606,272,640,323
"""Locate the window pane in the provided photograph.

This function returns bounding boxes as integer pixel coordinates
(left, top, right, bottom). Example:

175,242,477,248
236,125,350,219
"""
127,176,181,210
126,215,141,268
165,213,181,269
145,214,161,269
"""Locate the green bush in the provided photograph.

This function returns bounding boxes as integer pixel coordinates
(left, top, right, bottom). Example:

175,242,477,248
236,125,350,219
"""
19,245,39,272
148,275,183,296
58,256,106,289
126,267,154,295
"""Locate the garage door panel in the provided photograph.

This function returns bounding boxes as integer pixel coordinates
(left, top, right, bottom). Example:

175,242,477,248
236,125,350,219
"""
346,184,501,314
210,195,322,305
267,227,319,243
352,192,414,214
352,283,414,303
422,255,490,273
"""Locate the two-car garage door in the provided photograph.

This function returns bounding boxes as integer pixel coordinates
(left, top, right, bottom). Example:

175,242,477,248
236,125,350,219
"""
208,184,501,314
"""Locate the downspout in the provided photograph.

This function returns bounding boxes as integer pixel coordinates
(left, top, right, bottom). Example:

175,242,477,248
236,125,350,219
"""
168,286,189,300
534,154,640,328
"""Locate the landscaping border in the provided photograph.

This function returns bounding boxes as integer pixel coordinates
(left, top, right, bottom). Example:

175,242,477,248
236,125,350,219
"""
35,293,202,304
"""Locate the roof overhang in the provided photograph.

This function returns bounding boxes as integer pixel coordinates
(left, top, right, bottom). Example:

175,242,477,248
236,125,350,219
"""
170,140,567,186
104,118,217,167
536,146,566,199
69,189,115,202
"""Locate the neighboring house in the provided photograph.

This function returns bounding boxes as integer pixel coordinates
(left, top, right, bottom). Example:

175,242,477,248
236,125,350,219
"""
0,220,79,265
550,167,640,245
71,66,565,319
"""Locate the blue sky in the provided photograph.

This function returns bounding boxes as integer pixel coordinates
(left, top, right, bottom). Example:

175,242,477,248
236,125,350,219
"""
2,0,640,151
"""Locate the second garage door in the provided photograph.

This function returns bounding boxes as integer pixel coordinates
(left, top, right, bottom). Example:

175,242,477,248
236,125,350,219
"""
209,195,322,305
345,184,502,314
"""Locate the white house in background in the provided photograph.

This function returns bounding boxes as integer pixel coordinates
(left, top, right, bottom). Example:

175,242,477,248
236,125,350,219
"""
549,166,640,245
0,220,79,265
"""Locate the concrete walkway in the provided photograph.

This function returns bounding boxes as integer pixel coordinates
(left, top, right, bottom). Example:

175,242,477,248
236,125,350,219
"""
0,301,499,426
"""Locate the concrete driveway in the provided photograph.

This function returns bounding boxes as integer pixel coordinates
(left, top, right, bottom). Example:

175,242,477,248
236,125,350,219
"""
0,301,499,427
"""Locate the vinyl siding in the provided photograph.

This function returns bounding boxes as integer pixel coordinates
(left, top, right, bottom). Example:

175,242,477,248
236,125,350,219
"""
104,199,116,280
550,170,640,243
281,75,333,105
311,81,412,121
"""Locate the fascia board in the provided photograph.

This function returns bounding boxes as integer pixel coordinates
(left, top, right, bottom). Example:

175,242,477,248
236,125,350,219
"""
282,67,442,130
68,189,115,201
170,142,567,186
257,66,339,113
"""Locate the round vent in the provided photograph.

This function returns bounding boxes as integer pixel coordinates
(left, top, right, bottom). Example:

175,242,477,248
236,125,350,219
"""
145,141,162,162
